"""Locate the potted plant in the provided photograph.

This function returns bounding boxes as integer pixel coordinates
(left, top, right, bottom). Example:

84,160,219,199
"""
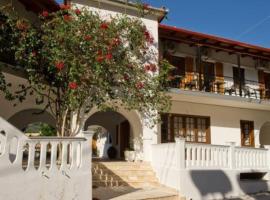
124,147,135,162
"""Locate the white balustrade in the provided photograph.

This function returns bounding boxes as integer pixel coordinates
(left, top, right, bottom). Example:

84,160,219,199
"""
234,146,268,169
185,143,230,169
152,138,270,171
0,117,93,200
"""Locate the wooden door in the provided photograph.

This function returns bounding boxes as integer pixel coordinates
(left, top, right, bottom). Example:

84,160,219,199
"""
202,62,215,92
119,120,130,158
240,120,254,147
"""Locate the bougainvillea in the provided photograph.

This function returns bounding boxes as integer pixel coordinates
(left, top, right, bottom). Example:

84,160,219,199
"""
0,4,172,136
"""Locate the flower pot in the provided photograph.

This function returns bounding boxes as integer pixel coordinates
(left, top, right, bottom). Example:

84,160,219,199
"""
124,150,135,162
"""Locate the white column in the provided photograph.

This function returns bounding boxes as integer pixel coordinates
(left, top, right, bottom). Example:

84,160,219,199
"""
175,137,186,169
264,145,270,169
228,142,236,169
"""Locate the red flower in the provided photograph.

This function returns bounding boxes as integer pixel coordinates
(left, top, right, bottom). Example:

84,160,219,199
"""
148,37,154,44
106,53,113,60
144,30,150,39
100,22,109,30
32,51,37,57
143,3,150,10
144,30,154,43
144,64,151,72
55,61,65,70
124,74,129,81
41,10,49,17
84,35,92,41
75,9,81,15
60,4,71,10
69,82,78,90
136,82,144,89
97,50,103,56
150,64,157,72
96,55,104,62
63,15,72,21
112,38,120,46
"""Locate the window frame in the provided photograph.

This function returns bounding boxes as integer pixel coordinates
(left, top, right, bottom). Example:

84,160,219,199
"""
161,113,211,144
240,120,254,147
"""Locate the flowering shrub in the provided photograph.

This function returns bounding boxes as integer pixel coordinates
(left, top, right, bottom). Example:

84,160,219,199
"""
1,5,172,136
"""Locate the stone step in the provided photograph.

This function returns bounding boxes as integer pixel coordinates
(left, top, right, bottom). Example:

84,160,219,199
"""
93,186,183,200
92,168,156,176
93,174,159,182
93,180,160,188
92,163,153,170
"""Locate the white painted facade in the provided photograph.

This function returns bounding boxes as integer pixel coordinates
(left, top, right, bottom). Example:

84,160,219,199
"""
1,1,270,199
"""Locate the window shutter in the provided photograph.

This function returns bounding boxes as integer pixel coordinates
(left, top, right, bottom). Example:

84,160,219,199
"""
215,62,223,77
185,57,194,84
185,57,193,72
215,62,224,94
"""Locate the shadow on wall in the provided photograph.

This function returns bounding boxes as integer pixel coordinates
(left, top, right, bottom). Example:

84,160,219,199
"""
8,109,55,130
190,170,232,199
237,173,268,197
190,170,269,200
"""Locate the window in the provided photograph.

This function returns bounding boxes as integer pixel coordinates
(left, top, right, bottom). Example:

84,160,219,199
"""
233,67,245,88
240,120,254,147
161,114,210,143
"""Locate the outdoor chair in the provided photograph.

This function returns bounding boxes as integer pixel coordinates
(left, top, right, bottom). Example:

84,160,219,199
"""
243,86,257,98
224,85,237,95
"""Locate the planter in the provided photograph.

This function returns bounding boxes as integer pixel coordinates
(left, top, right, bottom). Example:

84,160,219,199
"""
124,150,135,162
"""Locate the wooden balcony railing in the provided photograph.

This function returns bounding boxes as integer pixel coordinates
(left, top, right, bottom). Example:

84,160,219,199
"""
169,72,270,100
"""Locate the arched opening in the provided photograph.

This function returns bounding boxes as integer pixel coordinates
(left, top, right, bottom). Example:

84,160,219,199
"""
85,111,133,160
259,122,270,147
8,109,56,132
24,122,56,137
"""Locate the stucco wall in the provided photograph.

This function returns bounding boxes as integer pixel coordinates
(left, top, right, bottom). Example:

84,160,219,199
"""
166,100,270,147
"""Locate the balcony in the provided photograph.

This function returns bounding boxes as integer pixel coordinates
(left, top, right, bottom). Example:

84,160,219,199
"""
168,72,270,101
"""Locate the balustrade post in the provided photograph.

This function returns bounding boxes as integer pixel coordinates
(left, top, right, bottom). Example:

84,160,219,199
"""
175,137,186,169
81,130,94,169
264,145,270,169
228,142,236,169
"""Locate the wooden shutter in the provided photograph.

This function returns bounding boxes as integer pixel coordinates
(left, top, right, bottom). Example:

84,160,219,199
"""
258,70,265,99
185,57,194,84
215,62,224,94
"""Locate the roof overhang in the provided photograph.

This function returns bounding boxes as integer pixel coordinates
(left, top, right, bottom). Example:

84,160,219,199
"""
159,24,270,61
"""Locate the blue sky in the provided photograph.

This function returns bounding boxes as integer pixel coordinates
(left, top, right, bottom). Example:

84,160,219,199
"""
56,0,270,48
144,0,270,48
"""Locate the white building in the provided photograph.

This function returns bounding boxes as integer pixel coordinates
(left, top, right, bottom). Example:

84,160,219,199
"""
1,0,270,200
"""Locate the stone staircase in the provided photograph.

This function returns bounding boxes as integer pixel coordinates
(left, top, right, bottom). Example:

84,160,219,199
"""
92,161,160,188
92,161,183,200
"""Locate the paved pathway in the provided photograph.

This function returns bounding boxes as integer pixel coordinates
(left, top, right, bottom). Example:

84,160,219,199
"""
93,186,179,200
225,192,270,200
